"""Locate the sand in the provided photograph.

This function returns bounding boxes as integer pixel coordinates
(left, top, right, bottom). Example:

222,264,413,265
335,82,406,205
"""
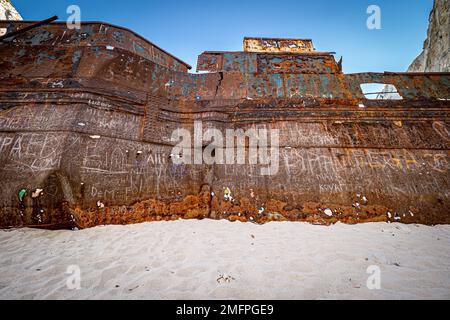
0,220,449,300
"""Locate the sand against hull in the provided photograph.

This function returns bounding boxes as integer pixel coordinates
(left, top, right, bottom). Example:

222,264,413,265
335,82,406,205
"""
0,220,449,300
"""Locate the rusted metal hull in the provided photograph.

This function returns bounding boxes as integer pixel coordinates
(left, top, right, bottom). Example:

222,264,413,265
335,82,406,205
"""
0,21,449,229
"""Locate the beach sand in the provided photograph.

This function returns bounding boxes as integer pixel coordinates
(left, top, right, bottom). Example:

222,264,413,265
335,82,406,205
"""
0,220,449,300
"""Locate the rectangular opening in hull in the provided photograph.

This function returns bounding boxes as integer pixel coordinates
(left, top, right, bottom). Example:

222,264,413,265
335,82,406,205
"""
360,83,403,100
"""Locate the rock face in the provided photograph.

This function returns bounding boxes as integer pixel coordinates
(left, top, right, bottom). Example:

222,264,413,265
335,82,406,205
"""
409,0,449,72
0,0,22,36
377,0,449,99
0,0,22,20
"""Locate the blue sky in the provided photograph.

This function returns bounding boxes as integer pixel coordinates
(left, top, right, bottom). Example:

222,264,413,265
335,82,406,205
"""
13,0,433,73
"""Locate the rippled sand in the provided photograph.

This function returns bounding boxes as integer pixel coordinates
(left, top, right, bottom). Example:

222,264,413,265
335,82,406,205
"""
0,220,449,300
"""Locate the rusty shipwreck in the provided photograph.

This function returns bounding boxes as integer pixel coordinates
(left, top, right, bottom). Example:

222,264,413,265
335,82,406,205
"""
0,20,449,229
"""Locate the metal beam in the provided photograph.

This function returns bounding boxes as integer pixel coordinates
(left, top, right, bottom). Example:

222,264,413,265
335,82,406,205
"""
0,15,58,41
